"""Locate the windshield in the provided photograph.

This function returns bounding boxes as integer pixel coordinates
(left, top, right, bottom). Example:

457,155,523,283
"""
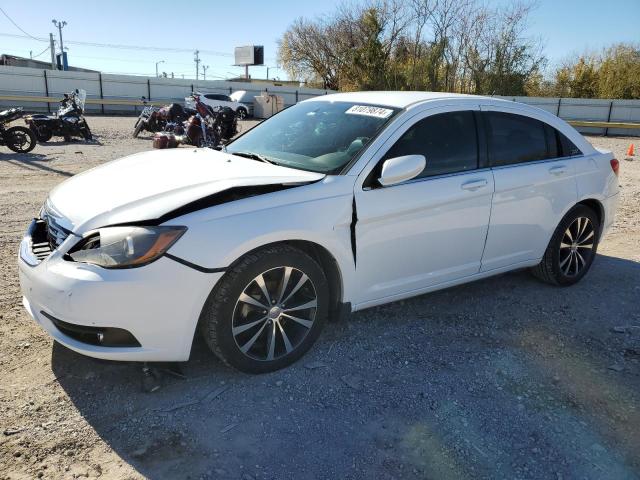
58,89,86,115
226,101,400,173
76,89,86,112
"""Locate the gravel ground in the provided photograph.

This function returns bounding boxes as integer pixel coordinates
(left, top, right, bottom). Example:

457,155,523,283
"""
0,116,639,480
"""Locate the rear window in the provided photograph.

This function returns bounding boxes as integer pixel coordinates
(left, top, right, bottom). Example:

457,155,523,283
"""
558,131,582,157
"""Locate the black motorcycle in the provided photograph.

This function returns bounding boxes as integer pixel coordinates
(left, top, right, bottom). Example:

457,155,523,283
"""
24,89,92,142
212,106,239,142
133,97,192,138
0,107,36,153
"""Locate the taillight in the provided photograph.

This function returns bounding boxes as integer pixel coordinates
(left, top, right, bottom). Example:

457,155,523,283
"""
610,158,619,176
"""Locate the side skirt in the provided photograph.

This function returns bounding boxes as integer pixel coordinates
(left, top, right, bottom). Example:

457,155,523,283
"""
352,258,541,312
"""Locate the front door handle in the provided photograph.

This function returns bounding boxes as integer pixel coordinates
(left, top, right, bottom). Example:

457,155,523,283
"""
461,179,488,191
549,165,567,176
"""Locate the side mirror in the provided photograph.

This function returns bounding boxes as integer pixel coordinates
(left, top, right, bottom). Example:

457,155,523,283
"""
378,155,426,187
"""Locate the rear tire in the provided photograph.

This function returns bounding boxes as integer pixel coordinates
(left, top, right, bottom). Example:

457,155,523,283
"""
6,126,36,153
199,244,329,373
531,205,600,286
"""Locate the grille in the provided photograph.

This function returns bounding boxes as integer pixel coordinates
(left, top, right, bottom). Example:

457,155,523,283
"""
41,201,71,249
30,219,53,261
45,216,69,249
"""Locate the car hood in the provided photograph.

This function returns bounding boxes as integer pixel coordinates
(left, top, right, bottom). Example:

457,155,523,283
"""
48,148,324,233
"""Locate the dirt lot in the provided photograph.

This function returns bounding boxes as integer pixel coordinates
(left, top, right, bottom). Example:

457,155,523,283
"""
0,116,639,480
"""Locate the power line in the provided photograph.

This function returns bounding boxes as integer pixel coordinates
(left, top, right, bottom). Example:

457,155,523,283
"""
0,7,47,42
0,32,277,62
32,45,50,59
0,32,232,56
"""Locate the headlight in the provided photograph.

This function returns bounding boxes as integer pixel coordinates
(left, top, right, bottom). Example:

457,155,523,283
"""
68,226,186,269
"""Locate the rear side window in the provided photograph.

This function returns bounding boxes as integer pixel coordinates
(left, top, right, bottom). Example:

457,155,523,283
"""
383,111,478,179
485,112,549,166
558,131,581,157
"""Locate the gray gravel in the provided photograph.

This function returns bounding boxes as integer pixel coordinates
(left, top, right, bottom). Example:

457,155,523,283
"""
0,117,639,479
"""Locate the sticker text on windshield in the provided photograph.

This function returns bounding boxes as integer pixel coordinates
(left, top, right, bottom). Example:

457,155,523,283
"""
345,105,394,119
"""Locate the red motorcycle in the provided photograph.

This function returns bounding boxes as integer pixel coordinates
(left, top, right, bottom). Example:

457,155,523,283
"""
153,94,236,149
133,97,193,138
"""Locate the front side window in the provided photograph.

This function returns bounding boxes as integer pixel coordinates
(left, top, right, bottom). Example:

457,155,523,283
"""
226,101,400,173
485,112,548,166
382,111,478,179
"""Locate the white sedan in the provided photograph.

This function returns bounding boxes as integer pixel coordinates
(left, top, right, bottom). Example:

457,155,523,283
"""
185,91,249,119
18,92,620,373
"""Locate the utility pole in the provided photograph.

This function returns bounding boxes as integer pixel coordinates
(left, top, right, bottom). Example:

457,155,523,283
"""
194,50,200,80
155,60,165,78
51,19,67,55
49,33,56,69
202,65,209,81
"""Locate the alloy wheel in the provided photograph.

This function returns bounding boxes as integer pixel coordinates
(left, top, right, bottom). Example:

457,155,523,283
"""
232,266,318,361
559,216,595,277
9,130,31,152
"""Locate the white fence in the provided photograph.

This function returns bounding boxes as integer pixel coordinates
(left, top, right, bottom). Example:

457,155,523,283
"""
0,65,331,115
496,96,640,136
1,66,639,135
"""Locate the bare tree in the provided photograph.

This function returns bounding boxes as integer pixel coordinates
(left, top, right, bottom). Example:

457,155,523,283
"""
278,0,545,95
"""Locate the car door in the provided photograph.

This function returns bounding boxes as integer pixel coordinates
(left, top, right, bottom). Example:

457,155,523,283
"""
204,94,222,110
479,107,578,271
219,95,234,109
353,106,494,307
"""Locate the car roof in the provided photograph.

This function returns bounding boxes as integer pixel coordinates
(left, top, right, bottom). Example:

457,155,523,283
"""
303,91,500,109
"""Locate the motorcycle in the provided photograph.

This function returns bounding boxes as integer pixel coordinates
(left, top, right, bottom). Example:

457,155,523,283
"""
153,94,231,149
132,96,192,138
0,107,36,153
212,105,239,142
24,89,92,142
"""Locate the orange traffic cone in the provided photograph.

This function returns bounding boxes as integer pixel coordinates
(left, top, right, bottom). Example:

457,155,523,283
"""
627,143,635,157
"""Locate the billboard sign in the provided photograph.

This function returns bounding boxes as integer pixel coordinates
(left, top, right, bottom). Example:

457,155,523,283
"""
234,46,264,66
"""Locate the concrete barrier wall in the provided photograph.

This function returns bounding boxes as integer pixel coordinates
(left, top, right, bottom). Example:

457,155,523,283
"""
496,96,640,136
1,66,639,135
0,65,331,115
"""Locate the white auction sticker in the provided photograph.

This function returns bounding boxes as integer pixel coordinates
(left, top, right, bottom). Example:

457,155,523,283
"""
345,105,394,118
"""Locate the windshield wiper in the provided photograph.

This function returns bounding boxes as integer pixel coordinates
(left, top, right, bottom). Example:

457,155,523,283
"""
229,151,277,165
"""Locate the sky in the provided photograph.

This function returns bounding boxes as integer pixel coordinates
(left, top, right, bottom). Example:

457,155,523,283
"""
0,0,638,80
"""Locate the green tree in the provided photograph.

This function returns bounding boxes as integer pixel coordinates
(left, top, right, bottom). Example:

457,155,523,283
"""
597,44,640,99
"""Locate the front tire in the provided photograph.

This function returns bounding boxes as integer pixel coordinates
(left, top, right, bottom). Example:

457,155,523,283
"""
82,124,92,140
200,244,329,373
531,205,600,286
236,107,247,120
133,120,144,138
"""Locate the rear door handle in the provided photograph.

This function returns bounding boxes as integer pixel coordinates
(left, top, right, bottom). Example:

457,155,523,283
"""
549,165,567,176
461,179,488,191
